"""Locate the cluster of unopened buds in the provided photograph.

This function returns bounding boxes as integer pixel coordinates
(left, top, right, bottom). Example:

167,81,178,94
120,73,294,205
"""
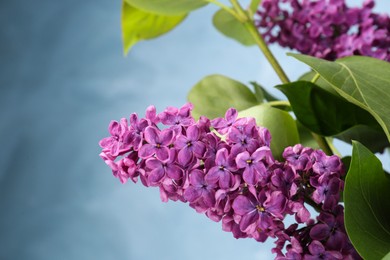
99,103,360,259
257,0,390,61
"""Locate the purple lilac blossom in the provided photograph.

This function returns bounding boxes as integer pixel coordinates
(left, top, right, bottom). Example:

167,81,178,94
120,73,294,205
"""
257,0,390,61
99,103,361,259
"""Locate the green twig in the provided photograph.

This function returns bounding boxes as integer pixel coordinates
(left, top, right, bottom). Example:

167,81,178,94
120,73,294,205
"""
204,0,239,19
230,0,290,84
268,100,291,108
311,72,320,83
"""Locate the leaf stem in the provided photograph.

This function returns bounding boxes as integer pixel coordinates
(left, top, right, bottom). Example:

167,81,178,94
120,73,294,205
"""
311,72,320,83
228,0,335,156
204,0,239,19
248,0,263,17
230,0,290,84
268,100,291,108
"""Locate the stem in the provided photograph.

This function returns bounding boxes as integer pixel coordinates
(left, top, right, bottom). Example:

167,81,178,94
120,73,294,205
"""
268,100,291,108
230,0,247,21
228,0,334,156
204,0,239,19
230,0,290,84
311,72,320,83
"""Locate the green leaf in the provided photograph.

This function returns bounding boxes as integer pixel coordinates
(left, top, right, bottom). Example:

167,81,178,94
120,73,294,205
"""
289,53,390,144
344,141,390,260
335,125,389,153
238,104,300,159
249,0,262,14
187,74,259,119
277,81,389,152
383,251,390,260
298,70,337,95
212,8,256,46
125,0,207,15
250,82,279,102
122,1,186,54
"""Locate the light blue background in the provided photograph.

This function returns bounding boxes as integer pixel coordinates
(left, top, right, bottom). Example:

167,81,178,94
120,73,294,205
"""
1,0,389,259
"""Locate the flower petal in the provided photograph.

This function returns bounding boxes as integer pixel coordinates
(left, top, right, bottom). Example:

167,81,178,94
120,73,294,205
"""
232,195,255,215
144,126,159,144
138,144,155,159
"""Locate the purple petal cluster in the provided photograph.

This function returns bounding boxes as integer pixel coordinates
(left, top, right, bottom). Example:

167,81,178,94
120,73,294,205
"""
256,0,390,61
99,104,360,259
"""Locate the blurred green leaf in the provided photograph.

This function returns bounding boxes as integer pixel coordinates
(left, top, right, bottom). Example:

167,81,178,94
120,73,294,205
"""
250,82,264,103
277,81,389,152
122,1,186,54
289,53,390,144
238,104,299,159
344,141,390,259
187,74,258,119
250,82,279,102
125,0,207,15
249,0,262,14
212,8,256,46
383,252,390,260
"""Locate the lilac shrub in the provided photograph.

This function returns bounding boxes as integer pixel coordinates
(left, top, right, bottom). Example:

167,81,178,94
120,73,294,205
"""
99,104,360,259
257,0,390,61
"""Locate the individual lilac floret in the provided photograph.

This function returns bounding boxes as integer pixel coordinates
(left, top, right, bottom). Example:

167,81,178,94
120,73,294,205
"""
232,190,286,236
99,118,132,156
211,107,238,134
145,149,183,186
159,103,195,127
175,125,206,166
128,113,150,151
205,148,237,189
184,169,216,211
99,103,360,259
235,147,272,186
138,126,174,161
283,144,313,172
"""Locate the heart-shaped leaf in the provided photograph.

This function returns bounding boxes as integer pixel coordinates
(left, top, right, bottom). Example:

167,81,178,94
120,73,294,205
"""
212,8,255,46
122,1,186,54
187,74,259,119
277,81,389,152
289,54,390,143
344,141,390,259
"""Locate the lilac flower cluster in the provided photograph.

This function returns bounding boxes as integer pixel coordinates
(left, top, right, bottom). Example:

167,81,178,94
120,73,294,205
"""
99,103,360,259
257,0,390,61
